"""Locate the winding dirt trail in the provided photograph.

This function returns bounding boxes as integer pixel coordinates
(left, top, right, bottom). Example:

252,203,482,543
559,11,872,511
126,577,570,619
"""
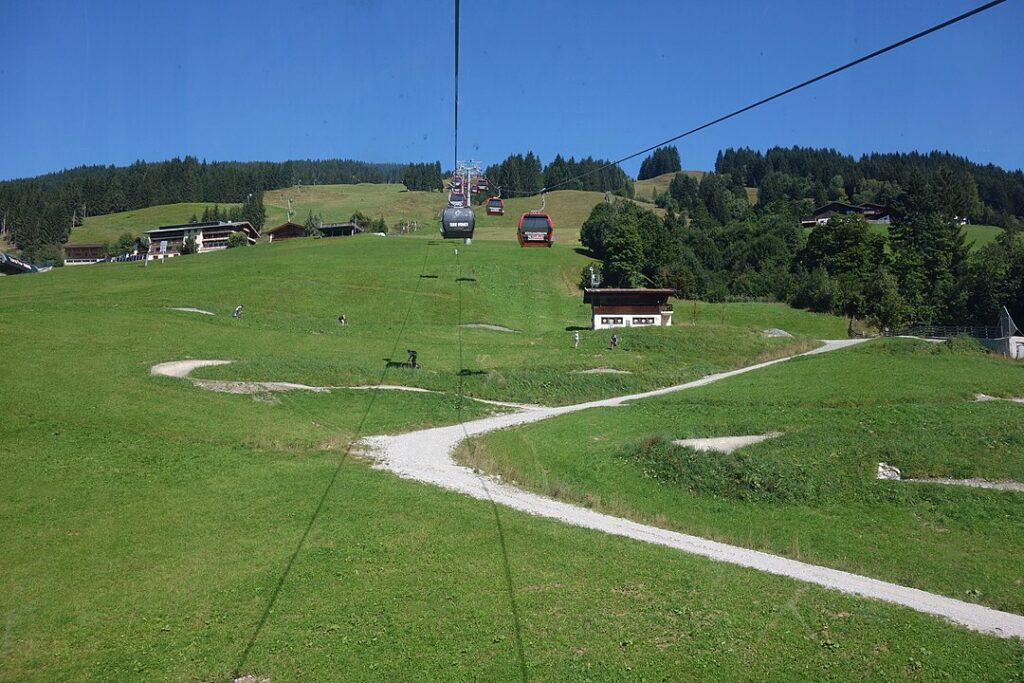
360,339,1024,640
153,341,1024,639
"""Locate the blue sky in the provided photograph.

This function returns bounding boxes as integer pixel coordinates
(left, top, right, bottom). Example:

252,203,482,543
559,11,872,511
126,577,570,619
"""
1,0,1021,181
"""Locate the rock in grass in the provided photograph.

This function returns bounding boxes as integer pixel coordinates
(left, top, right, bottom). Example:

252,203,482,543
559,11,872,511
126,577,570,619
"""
876,462,902,480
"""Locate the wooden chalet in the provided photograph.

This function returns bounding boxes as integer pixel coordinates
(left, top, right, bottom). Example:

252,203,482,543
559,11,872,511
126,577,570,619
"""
145,221,259,258
583,288,675,330
63,243,106,265
267,221,305,241
801,202,891,228
320,222,363,238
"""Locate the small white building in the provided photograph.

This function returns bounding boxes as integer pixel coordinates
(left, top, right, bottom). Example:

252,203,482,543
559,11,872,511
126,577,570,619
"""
583,288,674,330
980,307,1024,359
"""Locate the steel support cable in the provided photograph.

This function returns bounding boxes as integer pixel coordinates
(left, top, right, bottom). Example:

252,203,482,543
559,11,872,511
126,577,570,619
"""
453,247,530,682
451,5,528,675
491,0,1009,198
454,0,460,170
234,242,435,675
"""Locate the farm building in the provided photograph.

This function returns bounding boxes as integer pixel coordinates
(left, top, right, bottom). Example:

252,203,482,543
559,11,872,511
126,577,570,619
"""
63,243,106,265
266,222,305,241
800,202,891,228
583,288,675,330
145,221,259,258
980,307,1024,360
320,222,363,238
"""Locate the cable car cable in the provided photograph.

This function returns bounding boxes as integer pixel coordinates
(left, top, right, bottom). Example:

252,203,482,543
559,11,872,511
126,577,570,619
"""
453,0,460,170
235,242,436,675
453,247,531,681
491,0,1008,199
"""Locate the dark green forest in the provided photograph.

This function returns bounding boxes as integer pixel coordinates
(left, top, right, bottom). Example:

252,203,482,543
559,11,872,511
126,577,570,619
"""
714,146,1024,229
0,157,413,255
637,145,682,180
583,163,1024,329
483,153,635,198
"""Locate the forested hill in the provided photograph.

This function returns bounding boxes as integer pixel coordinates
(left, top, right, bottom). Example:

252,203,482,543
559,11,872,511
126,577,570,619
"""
0,157,438,255
484,153,635,199
715,147,1024,228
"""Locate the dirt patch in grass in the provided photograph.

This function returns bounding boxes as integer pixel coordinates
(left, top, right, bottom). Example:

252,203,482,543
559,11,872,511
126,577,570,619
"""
673,432,784,454
577,367,632,375
168,307,215,315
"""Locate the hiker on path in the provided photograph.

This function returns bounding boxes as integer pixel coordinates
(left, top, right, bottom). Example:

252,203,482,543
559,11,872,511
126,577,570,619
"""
232,305,243,319
573,331,580,348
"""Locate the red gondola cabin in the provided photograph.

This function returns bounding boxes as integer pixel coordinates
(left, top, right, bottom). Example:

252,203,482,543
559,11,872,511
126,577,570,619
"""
517,212,554,247
486,197,505,216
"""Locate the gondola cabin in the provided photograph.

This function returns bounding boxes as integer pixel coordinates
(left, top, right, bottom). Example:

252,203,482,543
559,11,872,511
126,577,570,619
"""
517,212,554,247
486,197,505,216
441,206,475,240
448,192,467,208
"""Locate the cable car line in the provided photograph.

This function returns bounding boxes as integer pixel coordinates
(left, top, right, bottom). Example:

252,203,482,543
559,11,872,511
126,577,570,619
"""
234,242,436,676
453,0,460,170
453,246,531,682
487,0,1008,199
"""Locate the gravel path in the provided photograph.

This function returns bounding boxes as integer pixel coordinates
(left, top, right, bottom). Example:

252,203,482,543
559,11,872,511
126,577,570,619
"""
150,360,533,408
903,477,1024,492
152,343,1024,639
461,323,517,332
361,338,1024,640
168,307,215,315
976,393,1024,405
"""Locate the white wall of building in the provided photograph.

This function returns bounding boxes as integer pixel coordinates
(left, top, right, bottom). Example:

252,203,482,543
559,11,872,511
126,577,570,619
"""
592,312,673,330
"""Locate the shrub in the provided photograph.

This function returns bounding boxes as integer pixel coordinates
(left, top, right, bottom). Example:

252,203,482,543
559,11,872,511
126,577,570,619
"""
181,236,198,255
619,435,819,503
226,231,249,249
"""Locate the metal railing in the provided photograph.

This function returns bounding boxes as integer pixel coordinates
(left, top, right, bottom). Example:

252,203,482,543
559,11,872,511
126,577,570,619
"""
885,325,1002,339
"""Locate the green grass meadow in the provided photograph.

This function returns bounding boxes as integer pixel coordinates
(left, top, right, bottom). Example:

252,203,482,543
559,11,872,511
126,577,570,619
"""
68,202,240,245
459,338,1024,615
3,236,1024,680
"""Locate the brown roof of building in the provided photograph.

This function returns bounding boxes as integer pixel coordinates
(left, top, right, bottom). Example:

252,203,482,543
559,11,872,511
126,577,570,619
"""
583,288,675,305
267,221,305,234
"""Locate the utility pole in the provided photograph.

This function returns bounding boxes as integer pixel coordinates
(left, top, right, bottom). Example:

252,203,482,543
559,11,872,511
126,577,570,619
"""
287,198,293,222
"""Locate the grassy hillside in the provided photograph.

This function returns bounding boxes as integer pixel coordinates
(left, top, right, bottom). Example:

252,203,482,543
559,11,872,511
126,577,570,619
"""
6,237,1020,680
68,202,238,245
634,170,707,202
634,170,761,207
860,222,1003,251
460,337,1024,617
264,183,657,244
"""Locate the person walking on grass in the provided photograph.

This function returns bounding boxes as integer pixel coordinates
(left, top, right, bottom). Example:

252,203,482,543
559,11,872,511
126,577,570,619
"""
232,304,243,319
573,331,580,349
610,334,618,350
